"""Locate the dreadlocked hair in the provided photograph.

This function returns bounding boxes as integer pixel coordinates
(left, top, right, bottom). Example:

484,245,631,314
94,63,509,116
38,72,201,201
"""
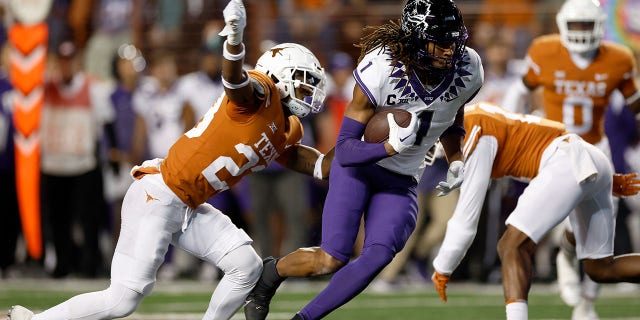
356,19,418,77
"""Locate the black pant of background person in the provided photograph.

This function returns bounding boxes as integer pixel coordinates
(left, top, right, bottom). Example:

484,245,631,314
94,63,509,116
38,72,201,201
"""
42,166,107,278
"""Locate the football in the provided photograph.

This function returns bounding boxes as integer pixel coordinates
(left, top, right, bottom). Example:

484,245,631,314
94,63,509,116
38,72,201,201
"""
363,109,412,143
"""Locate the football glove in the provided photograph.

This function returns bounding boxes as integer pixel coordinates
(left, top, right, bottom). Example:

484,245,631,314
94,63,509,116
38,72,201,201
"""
612,173,640,197
219,0,246,45
432,271,450,302
387,111,419,153
436,160,464,196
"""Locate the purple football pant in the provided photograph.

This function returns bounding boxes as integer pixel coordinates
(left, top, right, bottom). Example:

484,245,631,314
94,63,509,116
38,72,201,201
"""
299,161,418,319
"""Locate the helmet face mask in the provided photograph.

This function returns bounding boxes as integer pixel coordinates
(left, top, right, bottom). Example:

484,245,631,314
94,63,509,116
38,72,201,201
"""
255,43,327,117
556,0,607,53
401,0,468,76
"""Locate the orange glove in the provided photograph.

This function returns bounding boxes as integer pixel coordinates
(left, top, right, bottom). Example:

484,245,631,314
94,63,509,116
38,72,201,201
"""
431,271,450,302
612,173,640,197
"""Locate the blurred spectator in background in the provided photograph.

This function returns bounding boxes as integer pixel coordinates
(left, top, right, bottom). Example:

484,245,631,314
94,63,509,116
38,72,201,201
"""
471,35,521,105
319,51,355,152
148,0,185,50
83,0,142,81
40,41,114,278
474,0,540,58
0,43,20,278
130,49,193,165
46,0,74,52
176,22,224,121
102,43,146,249
246,161,309,258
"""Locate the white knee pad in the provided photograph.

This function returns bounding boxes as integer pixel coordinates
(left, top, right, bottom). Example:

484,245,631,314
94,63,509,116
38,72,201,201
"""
103,283,145,318
217,244,262,287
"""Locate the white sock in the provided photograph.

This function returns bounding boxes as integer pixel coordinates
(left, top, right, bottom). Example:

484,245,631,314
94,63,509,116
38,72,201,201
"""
506,301,528,320
582,275,600,300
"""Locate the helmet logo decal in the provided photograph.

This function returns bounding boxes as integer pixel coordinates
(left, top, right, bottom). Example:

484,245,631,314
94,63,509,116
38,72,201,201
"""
270,46,294,57
403,0,434,38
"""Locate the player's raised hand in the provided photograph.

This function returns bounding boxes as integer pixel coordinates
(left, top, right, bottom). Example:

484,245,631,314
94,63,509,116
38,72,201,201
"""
612,173,640,197
387,111,419,153
431,271,450,302
436,160,464,196
219,0,246,45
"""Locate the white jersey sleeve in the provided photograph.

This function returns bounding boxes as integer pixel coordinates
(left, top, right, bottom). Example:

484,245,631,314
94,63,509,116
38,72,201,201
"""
353,49,389,107
432,134,496,275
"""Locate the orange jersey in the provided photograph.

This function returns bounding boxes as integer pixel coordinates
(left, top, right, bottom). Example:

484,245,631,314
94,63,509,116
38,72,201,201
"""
159,71,303,208
464,103,567,180
524,34,637,144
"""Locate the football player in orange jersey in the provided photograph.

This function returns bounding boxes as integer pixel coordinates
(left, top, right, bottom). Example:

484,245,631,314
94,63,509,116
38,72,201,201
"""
430,102,640,320
7,1,333,320
501,0,640,318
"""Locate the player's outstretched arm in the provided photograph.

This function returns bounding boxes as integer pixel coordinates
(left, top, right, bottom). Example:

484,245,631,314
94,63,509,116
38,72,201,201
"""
219,0,253,105
277,145,334,180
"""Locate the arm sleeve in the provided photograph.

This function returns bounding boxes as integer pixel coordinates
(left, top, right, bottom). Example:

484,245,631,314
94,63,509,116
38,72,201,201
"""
432,135,498,275
500,78,532,114
335,116,389,166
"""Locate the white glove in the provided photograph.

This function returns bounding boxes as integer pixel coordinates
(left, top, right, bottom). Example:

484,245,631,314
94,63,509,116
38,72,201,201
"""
387,111,419,153
436,160,464,196
218,0,246,46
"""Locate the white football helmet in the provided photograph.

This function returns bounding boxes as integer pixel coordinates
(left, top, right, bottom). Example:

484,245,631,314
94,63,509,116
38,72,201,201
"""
556,0,607,53
255,43,327,118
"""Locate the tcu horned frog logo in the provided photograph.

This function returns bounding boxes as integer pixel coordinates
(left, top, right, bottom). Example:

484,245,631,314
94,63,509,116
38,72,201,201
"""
401,0,433,38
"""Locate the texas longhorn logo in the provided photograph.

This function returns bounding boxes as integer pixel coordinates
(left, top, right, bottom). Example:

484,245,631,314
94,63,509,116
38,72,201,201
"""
145,190,159,203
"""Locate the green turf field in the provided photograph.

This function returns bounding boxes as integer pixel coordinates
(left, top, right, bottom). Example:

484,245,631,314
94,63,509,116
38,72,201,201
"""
1,279,639,319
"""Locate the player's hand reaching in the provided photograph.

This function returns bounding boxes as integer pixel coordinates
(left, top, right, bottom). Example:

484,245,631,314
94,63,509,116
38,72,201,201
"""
219,0,246,45
432,271,450,302
436,160,464,196
612,173,640,197
387,111,419,153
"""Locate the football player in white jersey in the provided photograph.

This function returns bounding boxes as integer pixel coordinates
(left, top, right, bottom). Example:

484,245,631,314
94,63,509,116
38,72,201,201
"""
244,0,483,319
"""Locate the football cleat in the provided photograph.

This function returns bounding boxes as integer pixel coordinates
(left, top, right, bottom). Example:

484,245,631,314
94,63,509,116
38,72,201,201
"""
572,298,599,320
7,306,33,320
556,250,581,307
244,257,282,320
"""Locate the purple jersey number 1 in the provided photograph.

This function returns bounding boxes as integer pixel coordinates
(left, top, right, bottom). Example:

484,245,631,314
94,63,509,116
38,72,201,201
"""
414,110,433,145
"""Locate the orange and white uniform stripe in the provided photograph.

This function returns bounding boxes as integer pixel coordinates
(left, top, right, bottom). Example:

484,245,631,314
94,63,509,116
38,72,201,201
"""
434,103,615,275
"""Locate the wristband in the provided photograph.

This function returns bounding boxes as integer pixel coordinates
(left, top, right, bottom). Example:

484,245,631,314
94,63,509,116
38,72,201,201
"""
313,153,325,180
223,41,245,61
222,70,251,89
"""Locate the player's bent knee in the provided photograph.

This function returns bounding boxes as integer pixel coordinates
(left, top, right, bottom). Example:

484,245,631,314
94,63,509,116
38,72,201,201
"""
497,227,536,260
220,244,263,287
293,246,344,276
104,284,144,318
316,247,345,273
